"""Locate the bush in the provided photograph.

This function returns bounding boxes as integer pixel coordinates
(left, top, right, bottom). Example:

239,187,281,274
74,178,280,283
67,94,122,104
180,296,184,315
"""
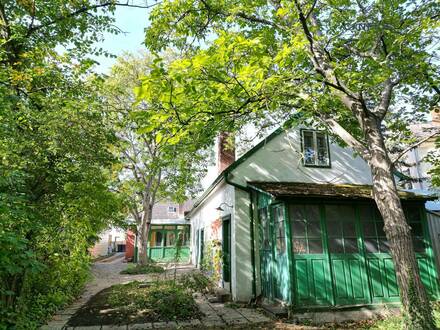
120,264,165,275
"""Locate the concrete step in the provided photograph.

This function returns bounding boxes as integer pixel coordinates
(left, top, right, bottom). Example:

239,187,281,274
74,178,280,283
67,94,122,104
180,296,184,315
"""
261,302,288,318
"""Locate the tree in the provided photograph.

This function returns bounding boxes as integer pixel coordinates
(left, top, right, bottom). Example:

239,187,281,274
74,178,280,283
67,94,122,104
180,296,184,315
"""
140,1,440,328
0,0,132,326
103,52,209,265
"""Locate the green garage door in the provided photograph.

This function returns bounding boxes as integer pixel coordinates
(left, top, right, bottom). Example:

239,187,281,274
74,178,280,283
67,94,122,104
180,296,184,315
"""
325,204,370,305
291,204,333,306
289,201,439,308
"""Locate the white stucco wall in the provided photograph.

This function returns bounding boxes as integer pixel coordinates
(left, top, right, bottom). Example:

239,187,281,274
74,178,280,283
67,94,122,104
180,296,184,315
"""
190,127,375,301
190,182,234,281
229,129,372,186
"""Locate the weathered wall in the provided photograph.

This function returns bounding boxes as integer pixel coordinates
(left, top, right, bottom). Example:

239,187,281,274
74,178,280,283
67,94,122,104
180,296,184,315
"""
229,129,372,187
190,182,234,288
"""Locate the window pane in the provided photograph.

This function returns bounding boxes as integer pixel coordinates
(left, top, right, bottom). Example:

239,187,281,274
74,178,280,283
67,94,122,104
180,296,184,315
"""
378,238,390,253
327,221,342,237
359,205,374,223
344,238,359,253
303,131,315,165
166,232,176,246
328,238,344,253
293,238,307,254
308,221,322,238
316,133,329,166
305,204,320,222
362,222,376,237
376,224,386,237
155,231,163,247
343,222,356,237
164,225,175,230
325,205,339,222
308,239,323,254
292,221,306,237
364,238,379,253
149,231,157,247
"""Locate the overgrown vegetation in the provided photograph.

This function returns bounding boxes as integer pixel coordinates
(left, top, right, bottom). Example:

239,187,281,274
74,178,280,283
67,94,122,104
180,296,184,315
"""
0,1,126,327
67,278,205,326
179,272,215,294
120,264,164,275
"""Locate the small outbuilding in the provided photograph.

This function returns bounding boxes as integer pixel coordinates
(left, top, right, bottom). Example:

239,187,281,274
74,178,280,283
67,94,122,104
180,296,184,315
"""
188,127,440,308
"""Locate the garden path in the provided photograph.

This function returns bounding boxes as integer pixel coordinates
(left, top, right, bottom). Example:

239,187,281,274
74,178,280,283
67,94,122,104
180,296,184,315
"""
42,254,196,329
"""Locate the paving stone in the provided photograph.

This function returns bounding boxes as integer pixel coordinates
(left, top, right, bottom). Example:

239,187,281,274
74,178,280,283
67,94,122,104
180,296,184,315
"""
101,325,127,330
201,319,225,327
52,314,72,322
224,318,248,326
152,322,169,329
74,326,102,330
40,324,64,330
128,323,153,329
176,319,201,327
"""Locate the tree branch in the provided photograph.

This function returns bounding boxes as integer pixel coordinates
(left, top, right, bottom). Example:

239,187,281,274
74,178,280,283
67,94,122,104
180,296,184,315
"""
26,1,160,37
392,130,440,164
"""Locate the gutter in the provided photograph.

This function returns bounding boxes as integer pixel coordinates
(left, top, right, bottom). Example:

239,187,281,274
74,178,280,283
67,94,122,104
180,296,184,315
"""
224,172,257,300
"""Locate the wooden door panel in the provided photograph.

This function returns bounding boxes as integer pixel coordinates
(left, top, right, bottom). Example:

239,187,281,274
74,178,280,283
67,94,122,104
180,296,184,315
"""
295,257,332,305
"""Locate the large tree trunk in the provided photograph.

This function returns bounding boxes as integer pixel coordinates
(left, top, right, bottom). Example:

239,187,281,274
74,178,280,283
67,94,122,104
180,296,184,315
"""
367,122,434,329
137,202,153,265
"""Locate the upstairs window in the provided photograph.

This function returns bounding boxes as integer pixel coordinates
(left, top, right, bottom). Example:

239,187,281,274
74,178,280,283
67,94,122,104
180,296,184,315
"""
301,130,330,167
168,206,177,213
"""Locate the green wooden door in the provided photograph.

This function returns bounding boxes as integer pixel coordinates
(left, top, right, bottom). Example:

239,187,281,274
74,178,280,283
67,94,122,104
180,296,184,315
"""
291,204,333,306
272,204,289,301
259,206,274,300
325,204,370,305
222,216,231,284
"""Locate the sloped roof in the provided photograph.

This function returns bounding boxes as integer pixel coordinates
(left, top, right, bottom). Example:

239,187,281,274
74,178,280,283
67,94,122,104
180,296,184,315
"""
248,181,436,201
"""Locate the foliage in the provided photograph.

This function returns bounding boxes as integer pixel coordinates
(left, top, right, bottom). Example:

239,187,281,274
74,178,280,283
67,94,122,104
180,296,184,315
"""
120,263,165,275
106,280,201,322
0,1,126,327
179,272,215,294
103,52,210,265
140,1,440,327
201,240,222,284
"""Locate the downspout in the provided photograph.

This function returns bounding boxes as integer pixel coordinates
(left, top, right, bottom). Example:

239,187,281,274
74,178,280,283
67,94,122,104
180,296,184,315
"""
224,172,257,299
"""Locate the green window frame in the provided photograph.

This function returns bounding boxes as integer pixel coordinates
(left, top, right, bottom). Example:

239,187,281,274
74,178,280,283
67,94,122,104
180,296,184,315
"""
360,205,389,253
274,206,286,253
301,129,331,167
404,206,426,253
290,204,323,254
326,204,359,254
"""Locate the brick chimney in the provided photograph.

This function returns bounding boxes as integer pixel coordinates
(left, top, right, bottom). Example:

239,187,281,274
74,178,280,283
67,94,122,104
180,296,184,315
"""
217,132,235,174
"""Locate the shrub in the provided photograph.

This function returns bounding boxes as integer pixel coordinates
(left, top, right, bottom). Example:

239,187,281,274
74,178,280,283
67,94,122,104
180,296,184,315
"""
120,264,165,275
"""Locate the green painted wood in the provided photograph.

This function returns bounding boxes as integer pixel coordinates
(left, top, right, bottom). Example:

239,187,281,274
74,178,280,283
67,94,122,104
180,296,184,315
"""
258,205,274,300
222,216,231,282
272,204,289,301
256,196,440,308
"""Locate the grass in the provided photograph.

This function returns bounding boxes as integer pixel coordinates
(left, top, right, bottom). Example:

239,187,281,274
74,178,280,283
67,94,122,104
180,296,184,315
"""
66,279,202,326
120,263,165,275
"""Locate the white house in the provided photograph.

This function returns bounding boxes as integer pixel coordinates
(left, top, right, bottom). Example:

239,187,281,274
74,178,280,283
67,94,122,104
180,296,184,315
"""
187,126,439,308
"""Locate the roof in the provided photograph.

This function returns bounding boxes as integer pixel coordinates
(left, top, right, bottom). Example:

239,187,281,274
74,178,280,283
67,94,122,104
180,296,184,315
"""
248,181,437,201
186,127,285,218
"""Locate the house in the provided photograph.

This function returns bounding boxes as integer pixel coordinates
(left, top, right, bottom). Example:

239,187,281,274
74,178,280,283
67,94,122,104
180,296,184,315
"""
90,227,127,258
187,126,440,308
131,201,193,263
397,110,440,274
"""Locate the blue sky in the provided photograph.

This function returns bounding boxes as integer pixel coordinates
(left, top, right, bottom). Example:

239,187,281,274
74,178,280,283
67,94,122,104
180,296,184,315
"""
93,6,152,73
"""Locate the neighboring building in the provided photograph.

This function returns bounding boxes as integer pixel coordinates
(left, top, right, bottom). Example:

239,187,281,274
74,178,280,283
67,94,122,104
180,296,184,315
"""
89,227,127,258
133,201,193,262
187,126,439,308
